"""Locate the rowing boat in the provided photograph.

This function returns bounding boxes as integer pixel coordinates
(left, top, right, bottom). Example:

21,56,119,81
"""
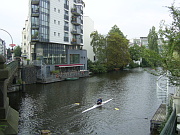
82,98,113,113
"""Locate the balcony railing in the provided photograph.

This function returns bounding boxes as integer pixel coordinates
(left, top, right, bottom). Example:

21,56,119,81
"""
71,29,81,35
71,38,81,45
32,24,39,29
71,17,82,25
74,0,84,5
71,8,82,15
32,0,40,5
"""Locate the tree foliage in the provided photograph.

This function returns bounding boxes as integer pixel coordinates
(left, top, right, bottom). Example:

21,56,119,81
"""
106,32,131,70
90,25,131,71
108,25,126,38
148,26,159,53
90,31,106,62
13,46,22,57
87,59,107,74
129,44,142,61
159,4,180,86
90,25,130,70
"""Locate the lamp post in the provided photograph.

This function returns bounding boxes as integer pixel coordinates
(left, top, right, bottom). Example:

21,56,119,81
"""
0,28,15,60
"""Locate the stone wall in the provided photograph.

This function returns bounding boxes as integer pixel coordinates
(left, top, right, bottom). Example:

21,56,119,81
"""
21,66,37,84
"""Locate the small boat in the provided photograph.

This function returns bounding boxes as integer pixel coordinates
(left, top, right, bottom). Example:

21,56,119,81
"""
65,77,79,81
82,98,113,113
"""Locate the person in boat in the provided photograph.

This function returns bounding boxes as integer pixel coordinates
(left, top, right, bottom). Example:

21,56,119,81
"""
97,98,102,105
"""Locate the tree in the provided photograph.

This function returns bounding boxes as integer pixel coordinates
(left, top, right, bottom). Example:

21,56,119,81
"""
90,25,131,71
158,4,180,86
13,46,22,57
129,44,142,61
90,31,106,62
148,26,159,53
106,26,131,70
108,25,126,38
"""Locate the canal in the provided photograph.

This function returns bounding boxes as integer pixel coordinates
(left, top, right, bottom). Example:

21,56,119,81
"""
8,67,162,135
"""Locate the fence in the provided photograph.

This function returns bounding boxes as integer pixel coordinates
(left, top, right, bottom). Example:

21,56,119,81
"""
160,108,176,135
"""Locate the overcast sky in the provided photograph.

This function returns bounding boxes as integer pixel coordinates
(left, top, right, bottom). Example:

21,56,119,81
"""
0,0,177,48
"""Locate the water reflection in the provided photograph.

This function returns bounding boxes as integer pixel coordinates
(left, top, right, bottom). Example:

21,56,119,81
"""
8,68,161,135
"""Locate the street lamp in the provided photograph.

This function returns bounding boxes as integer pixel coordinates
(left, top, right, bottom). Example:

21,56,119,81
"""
0,28,15,60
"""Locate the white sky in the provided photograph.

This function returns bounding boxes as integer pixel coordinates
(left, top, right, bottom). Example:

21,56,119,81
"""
0,0,177,48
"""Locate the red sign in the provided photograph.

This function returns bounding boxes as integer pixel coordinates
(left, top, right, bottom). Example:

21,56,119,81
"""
9,44,16,47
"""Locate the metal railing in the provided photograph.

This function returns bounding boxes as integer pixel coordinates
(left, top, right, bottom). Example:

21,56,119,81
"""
160,108,176,135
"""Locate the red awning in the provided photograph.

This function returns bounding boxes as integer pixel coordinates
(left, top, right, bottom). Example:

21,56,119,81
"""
56,64,84,67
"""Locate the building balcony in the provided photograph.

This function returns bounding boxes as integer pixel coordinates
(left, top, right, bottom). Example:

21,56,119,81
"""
32,24,39,29
32,0,40,5
74,0,84,5
64,26,69,31
71,8,82,16
64,15,69,21
71,38,81,45
64,4,69,10
71,29,81,35
31,12,39,17
64,37,69,42
31,35,39,41
31,38,39,42
71,17,81,25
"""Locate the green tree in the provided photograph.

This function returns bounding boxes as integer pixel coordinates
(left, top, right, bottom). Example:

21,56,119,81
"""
129,44,142,61
148,26,159,53
108,25,126,38
90,31,106,62
13,46,21,57
106,26,131,70
159,4,180,86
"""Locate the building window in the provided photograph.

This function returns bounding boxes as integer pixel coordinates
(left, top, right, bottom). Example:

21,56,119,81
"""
54,20,56,24
64,32,69,42
58,9,60,13
54,8,56,12
64,10,69,20
64,21,69,31
58,21,60,25
58,33,60,37
54,32,56,36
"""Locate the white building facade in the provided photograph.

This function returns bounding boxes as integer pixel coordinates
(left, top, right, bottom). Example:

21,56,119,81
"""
83,16,95,62
22,0,87,70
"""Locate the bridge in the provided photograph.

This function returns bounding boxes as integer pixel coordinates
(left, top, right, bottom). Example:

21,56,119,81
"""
0,55,19,135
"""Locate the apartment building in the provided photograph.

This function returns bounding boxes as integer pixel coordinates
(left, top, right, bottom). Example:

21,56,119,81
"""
22,0,87,70
0,38,6,56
